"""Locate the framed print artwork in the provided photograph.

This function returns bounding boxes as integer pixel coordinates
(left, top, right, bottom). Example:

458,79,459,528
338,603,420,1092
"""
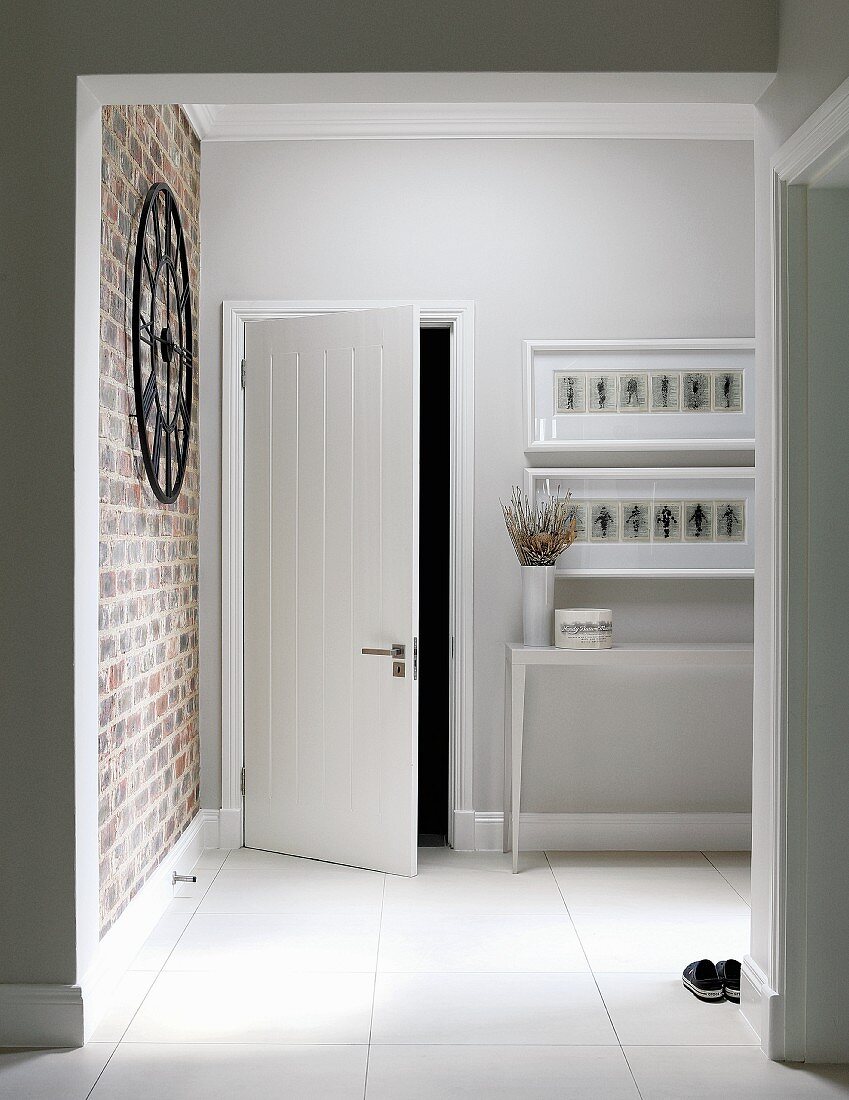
524,467,755,577
525,339,755,452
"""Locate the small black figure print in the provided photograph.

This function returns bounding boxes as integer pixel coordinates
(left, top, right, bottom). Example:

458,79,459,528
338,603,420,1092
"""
650,372,679,411
714,499,746,541
682,372,711,412
622,501,650,540
588,374,616,412
590,501,619,541
554,372,586,413
654,502,681,540
711,370,743,411
685,501,714,540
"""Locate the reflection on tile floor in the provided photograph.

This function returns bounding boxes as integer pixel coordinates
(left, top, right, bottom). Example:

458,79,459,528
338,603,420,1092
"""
4,846,849,1098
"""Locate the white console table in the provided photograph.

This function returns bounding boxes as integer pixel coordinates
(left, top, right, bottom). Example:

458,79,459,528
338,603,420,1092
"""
503,641,755,872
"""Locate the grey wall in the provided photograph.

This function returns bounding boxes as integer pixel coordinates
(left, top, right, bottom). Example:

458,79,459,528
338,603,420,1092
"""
0,0,776,988
757,0,849,144
804,188,849,1061
199,137,755,818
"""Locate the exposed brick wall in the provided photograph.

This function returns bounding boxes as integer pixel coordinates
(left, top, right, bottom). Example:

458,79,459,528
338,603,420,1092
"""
99,105,201,937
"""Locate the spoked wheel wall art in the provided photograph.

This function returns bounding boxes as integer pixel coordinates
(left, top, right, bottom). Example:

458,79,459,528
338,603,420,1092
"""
131,181,193,505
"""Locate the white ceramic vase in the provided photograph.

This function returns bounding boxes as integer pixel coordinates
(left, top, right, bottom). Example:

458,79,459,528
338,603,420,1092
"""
521,565,555,647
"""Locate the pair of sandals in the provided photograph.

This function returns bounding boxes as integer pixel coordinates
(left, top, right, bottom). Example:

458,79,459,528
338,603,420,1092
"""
682,958,741,1003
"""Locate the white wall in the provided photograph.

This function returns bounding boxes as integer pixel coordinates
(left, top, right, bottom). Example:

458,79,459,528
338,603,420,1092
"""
200,136,755,819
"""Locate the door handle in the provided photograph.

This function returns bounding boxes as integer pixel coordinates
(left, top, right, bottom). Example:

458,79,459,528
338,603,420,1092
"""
361,644,405,659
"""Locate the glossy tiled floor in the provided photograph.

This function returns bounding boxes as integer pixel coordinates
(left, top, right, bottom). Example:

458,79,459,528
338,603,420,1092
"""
4,848,849,1098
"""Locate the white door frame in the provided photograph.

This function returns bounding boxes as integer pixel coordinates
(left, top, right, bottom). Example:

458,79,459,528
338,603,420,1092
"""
758,76,849,1060
221,300,475,851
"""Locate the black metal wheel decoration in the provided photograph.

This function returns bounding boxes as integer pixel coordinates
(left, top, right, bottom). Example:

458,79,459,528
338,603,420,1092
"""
131,182,193,504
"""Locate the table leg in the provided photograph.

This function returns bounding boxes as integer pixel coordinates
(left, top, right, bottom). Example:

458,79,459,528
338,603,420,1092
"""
511,662,526,873
503,658,512,854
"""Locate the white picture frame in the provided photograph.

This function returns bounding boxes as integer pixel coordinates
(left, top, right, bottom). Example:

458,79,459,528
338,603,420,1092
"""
524,339,755,452
524,467,755,577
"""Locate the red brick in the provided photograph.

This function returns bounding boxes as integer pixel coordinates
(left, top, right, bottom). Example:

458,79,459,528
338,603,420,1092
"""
99,104,200,937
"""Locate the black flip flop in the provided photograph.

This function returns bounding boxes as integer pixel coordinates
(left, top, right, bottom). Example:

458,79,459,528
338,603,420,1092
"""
717,959,741,1003
682,959,726,1002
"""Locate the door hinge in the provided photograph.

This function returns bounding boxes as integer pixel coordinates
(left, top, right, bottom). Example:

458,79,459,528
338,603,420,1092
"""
240,766,246,798
413,636,418,681
451,635,455,660
241,359,246,389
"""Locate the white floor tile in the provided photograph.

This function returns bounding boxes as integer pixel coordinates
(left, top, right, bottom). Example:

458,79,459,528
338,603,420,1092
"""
703,850,752,904
222,847,315,870
123,970,374,1044
90,971,158,1042
90,1043,367,1099
128,902,195,971
416,849,548,874
625,1045,849,1098
165,912,380,973
596,973,758,1045
370,972,617,1045
570,907,750,972
0,1043,115,1100
383,864,565,917
377,911,588,973
198,864,385,915
365,1045,640,1099
547,851,710,873
223,848,379,874
557,871,750,920
192,848,230,871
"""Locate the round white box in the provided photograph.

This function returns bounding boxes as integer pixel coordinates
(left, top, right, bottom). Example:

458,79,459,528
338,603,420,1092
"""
554,608,613,650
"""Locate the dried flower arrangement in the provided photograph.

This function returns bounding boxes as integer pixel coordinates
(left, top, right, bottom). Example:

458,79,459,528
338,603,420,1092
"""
501,486,577,567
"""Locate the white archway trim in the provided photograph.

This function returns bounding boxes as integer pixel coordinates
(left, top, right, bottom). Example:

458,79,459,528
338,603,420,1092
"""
753,72,849,1061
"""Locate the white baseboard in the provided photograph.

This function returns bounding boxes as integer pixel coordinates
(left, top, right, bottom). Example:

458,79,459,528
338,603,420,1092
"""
0,809,211,1048
202,807,221,848
0,983,84,1048
473,811,752,852
79,808,213,1043
741,954,780,1057
218,808,242,849
451,809,476,851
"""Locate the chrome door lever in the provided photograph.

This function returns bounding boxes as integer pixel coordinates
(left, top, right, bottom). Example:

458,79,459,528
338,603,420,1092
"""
361,643,405,659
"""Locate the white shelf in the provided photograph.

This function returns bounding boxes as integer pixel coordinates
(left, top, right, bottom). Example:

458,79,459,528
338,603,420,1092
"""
555,568,754,579
505,641,754,667
526,438,756,453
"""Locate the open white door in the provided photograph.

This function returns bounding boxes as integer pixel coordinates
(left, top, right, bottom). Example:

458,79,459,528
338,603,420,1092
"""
243,307,419,876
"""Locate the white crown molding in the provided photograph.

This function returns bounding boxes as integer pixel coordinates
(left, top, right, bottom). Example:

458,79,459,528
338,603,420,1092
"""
182,101,754,142
771,73,849,185
181,102,215,142
474,811,752,852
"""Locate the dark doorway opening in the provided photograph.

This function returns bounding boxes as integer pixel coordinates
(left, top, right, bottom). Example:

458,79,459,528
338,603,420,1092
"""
417,326,451,846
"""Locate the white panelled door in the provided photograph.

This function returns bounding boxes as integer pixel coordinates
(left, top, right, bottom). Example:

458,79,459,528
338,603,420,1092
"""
244,307,419,876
